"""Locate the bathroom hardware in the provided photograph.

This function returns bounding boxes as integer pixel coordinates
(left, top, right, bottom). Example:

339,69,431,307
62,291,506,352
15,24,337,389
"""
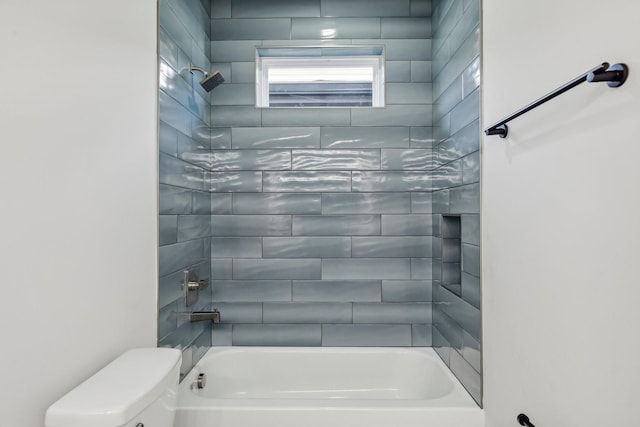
189,64,225,92
189,310,221,324
485,61,629,138
195,373,207,390
183,270,208,307
517,413,536,427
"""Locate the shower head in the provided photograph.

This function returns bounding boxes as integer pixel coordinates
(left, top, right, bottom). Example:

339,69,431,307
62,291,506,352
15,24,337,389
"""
189,64,225,92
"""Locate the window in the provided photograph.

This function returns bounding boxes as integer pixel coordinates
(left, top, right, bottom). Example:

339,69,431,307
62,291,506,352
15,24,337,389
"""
256,46,385,108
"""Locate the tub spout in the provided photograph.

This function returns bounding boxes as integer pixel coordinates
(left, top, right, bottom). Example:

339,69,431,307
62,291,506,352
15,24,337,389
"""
190,309,221,324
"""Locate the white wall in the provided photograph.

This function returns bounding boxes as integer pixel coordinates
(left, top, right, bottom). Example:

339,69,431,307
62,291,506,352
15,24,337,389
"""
482,1,640,426
0,1,158,425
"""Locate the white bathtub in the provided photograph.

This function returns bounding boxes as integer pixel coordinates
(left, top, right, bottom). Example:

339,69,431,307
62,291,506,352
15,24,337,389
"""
176,347,484,427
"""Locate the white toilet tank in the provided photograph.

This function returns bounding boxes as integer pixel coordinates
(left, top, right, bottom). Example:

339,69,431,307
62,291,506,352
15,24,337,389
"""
45,348,182,427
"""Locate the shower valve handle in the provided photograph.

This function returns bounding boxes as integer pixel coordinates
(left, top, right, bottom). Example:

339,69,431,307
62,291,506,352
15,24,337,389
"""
186,279,209,291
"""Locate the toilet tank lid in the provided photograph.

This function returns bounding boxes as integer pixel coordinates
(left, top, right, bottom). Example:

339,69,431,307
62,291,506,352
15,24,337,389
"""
45,348,181,427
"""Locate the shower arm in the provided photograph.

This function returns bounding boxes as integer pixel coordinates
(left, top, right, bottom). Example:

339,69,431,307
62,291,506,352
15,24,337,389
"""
189,64,209,76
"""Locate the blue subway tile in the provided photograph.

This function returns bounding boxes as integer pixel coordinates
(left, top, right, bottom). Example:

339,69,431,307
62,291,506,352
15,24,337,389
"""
262,108,351,127
432,189,450,214
411,61,432,82
387,83,433,105
411,258,433,279
351,105,432,127
433,305,463,351
208,302,263,323
292,149,380,170
449,183,479,213
293,215,380,236
192,191,211,214
234,193,321,214
462,329,481,373
293,280,381,302
232,0,320,18
462,243,480,277
386,61,411,82
159,121,178,156
355,39,431,60
382,280,432,302
263,237,351,258
210,83,255,106
233,127,321,149
160,152,206,191
228,61,254,83
211,324,233,345
323,258,410,280
462,151,480,184
158,301,178,341
322,324,412,346
410,0,432,16
160,184,193,215
212,280,291,301
263,302,352,323
211,106,261,127
461,214,480,246
434,282,481,341
177,215,211,242
210,150,291,171
207,172,262,192
438,119,479,165
211,18,291,40
211,259,233,279
381,214,433,235
412,324,433,346
263,171,351,192
211,237,263,258
431,160,463,191
411,192,432,213
292,18,381,39
321,0,410,17
211,194,233,214
352,236,432,257
211,215,291,236
352,171,431,192
322,193,411,214
462,56,481,98
381,18,431,38
211,40,261,62
234,259,322,279
381,149,436,170
159,269,184,308
321,127,410,149
449,1,480,55
233,324,322,346
212,0,231,18
159,239,204,276
450,349,481,404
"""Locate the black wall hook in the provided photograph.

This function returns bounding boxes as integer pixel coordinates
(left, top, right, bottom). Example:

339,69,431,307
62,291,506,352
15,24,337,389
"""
586,63,629,87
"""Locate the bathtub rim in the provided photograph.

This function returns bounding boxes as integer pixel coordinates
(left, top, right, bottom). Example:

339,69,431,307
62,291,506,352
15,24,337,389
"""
177,346,480,410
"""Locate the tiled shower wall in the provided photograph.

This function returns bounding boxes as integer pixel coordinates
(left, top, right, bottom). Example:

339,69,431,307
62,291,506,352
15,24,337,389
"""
431,0,481,403
208,0,435,347
158,0,213,377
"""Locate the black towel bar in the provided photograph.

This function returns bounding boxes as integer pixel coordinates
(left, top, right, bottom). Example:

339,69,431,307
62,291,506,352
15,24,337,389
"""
484,61,629,138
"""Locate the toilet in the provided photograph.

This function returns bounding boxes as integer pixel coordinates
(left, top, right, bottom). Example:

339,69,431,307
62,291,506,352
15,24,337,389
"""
45,347,182,427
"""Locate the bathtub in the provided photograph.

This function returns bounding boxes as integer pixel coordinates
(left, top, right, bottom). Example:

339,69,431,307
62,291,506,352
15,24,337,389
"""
176,347,484,427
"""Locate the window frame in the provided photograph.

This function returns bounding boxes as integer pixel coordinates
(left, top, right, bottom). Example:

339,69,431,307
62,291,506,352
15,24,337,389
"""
255,49,385,108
